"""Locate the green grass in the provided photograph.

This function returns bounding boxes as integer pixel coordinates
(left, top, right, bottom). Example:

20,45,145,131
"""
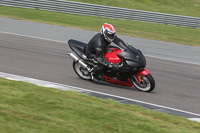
70,0,200,18
0,6,200,46
0,77,200,133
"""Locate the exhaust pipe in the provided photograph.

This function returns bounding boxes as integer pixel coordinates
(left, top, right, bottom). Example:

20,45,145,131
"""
68,53,91,71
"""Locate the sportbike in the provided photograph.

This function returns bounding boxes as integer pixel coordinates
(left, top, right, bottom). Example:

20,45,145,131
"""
68,39,155,92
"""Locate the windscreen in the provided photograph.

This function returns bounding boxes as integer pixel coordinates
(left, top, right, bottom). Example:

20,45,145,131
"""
117,43,146,67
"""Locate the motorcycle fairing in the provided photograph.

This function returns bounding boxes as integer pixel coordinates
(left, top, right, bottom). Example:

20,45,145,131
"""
68,39,87,59
117,45,146,68
103,75,133,87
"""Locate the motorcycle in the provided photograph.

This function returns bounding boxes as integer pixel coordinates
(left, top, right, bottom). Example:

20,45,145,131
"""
68,39,155,92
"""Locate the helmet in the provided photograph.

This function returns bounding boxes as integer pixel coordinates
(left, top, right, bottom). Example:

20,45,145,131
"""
101,23,116,43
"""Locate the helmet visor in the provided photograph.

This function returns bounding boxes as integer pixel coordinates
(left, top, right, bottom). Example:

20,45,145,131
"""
105,32,115,40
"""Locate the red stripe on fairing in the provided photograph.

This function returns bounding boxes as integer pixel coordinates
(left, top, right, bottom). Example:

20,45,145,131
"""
103,76,133,87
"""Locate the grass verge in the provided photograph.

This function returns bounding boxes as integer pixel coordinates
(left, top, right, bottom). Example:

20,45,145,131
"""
69,0,200,18
0,6,200,46
0,77,200,132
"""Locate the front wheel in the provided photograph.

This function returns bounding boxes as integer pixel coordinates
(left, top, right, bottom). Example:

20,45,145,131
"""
73,61,91,80
131,74,155,92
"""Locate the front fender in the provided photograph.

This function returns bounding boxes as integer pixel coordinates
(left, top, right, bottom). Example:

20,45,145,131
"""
134,69,150,82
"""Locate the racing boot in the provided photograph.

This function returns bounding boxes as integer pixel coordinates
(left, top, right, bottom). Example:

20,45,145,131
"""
90,65,101,82
90,66,100,82
90,65,105,82
91,72,100,82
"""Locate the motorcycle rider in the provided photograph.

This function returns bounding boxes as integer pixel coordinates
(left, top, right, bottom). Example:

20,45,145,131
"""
84,23,127,82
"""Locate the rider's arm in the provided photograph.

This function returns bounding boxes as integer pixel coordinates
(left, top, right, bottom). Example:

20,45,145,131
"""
113,35,127,49
95,47,111,67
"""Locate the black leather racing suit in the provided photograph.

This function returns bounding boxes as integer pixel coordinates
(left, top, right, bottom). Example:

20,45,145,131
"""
84,33,126,77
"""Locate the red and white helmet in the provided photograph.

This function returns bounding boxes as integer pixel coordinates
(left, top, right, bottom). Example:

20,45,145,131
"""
101,23,116,43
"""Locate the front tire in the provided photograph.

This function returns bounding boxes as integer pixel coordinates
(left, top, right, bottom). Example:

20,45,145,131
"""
73,61,91,80
131,74,155,92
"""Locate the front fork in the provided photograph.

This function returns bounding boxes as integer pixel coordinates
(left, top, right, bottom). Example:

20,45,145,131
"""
134,69,150,83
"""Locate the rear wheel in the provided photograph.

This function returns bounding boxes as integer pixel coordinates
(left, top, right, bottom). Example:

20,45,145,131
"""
73,61,91,80
131,74,155,92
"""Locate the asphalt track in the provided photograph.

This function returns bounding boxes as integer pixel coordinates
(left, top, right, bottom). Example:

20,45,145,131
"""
0,17,200,116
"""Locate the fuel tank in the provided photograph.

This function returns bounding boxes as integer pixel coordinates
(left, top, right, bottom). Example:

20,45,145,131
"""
104,48,121,63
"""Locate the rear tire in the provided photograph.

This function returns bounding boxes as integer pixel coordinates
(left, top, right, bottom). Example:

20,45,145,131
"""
73,61,91,80
131,74,155,92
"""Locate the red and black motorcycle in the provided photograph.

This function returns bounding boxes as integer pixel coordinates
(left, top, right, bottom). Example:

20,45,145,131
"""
68,39,155,92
